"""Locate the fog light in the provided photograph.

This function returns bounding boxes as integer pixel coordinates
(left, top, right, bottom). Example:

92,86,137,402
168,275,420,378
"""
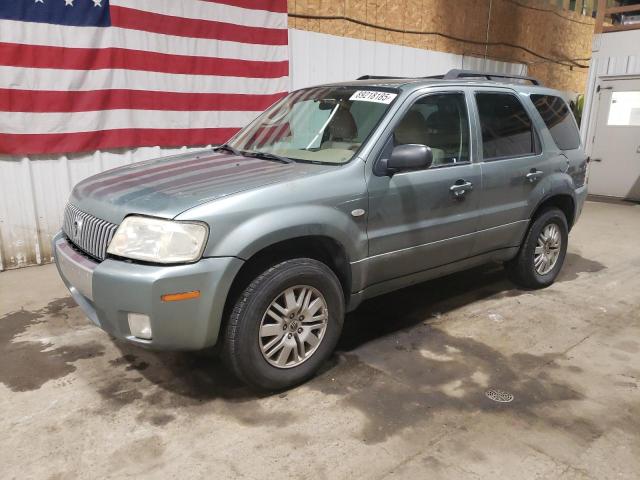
128,313,152,340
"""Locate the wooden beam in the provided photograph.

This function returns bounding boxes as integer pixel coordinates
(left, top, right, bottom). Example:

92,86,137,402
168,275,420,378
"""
595,0,606,33
605,5,640,15
603,23,640,33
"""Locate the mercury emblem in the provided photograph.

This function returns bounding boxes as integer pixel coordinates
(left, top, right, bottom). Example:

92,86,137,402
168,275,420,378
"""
72,217,83,239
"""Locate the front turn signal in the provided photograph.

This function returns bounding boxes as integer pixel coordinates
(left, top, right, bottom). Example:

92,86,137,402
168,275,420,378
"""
161,290,201,302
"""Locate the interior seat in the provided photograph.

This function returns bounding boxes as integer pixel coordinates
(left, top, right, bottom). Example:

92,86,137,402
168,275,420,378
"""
393,109,446,165
424,105,462,165
321,107,359,150
394,110,428,145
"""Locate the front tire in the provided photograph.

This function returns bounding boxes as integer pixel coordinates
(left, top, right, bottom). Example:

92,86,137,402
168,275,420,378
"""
506,207,568,289
221,258,344,391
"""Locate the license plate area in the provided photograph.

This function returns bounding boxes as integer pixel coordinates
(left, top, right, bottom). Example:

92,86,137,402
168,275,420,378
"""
55,237,97,301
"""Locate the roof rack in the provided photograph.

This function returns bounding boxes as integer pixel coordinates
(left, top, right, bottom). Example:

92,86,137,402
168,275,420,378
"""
356,69,541,86
438,69,541,85
356,75,404,80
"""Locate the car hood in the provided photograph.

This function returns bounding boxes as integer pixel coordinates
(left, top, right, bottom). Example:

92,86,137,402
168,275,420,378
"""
69,150,331,224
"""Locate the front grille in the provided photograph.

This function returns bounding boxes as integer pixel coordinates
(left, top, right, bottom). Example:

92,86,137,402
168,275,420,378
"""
62,203,118,261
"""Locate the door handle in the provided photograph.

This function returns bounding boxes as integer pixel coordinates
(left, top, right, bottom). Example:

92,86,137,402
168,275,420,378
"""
591,158,602,163
525,170,544,183
450,180,473,199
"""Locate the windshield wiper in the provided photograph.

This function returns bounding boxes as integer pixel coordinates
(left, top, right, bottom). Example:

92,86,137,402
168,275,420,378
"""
213,143,244,157
243,151,294,164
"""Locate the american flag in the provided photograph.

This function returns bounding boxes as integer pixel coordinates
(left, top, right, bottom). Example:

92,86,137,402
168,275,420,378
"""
0,0,289,155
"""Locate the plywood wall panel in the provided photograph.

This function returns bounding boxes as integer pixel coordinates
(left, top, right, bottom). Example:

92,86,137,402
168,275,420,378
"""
289,0,595,92
344,0,368,40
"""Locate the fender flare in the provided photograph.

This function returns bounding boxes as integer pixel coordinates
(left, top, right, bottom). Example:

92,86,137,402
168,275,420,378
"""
205,204,365,263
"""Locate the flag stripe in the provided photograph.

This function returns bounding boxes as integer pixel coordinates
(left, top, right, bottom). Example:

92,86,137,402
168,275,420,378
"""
0,43,289,78
0,20,289,62
0,128,239,155
0,66,289,95
0,89,286,113
199,0,288,14
2,110,262,134
110,6,287,46
111,0,286,29
0,0,289,155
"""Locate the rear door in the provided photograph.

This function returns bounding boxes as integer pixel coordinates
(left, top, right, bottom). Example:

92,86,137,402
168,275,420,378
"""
469,88,563,255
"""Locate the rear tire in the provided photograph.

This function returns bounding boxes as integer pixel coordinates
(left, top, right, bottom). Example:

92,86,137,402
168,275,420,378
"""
221,258,344,391
506,207,568,289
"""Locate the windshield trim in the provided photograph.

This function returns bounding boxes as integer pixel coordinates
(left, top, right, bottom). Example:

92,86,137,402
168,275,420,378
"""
226,85,401,167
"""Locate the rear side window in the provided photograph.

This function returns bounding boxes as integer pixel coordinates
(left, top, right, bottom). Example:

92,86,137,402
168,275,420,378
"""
530,94,581,150
475,92,537,160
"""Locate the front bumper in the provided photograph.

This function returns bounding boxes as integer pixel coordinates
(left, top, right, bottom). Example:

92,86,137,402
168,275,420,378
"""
53,232,244,350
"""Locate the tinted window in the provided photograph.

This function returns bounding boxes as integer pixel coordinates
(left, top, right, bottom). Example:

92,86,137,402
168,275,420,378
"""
476,92,537,160
393,93,470,166
531,94,581,150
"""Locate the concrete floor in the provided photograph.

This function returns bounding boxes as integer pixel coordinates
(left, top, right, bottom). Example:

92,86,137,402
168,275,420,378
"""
1,200,639,480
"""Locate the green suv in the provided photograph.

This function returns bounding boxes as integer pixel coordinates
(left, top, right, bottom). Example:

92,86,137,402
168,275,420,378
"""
54,70,588,390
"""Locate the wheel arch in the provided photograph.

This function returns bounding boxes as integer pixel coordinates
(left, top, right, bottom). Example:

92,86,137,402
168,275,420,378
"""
222,235,352,327
530,193,576,230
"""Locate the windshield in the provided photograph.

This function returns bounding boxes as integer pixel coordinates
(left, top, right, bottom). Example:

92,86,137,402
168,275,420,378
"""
228,86,398,165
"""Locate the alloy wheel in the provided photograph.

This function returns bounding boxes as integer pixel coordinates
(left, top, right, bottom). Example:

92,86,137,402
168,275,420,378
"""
534,223,562,275
258,285,329,368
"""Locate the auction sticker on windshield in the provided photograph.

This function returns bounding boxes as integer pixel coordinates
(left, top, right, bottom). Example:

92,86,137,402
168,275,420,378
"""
349,90,397,104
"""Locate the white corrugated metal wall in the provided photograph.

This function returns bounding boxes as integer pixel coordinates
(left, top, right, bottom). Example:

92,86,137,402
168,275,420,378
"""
581,30,640,151
287,29,526,90
0,28,525,271
0,146,206,271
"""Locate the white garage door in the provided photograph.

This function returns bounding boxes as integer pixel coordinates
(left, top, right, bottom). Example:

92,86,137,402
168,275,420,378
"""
588,77,640,201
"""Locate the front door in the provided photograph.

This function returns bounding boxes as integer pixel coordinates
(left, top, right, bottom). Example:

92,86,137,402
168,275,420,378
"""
588,77,640,201
365,91,482,287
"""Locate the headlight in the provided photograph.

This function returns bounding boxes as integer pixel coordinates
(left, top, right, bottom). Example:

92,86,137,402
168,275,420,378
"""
107,216,208,264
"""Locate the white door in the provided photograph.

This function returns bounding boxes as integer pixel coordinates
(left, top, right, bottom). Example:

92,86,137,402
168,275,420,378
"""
588,77,640,201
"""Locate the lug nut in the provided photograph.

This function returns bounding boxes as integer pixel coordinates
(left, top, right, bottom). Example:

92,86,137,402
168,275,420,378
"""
289,313,295,319
297,328,303,334
298,315,304,321
282,324,287,330
287,333,292,339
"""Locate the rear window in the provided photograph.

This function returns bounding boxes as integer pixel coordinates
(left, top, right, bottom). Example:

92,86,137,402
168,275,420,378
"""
475,92,538,160
531,94,581,150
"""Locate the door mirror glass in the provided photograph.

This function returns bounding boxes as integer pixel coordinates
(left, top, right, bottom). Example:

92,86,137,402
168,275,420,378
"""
386,144,433,174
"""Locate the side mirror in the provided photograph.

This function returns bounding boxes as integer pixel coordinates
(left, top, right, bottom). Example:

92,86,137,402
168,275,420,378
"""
384,144,433,175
